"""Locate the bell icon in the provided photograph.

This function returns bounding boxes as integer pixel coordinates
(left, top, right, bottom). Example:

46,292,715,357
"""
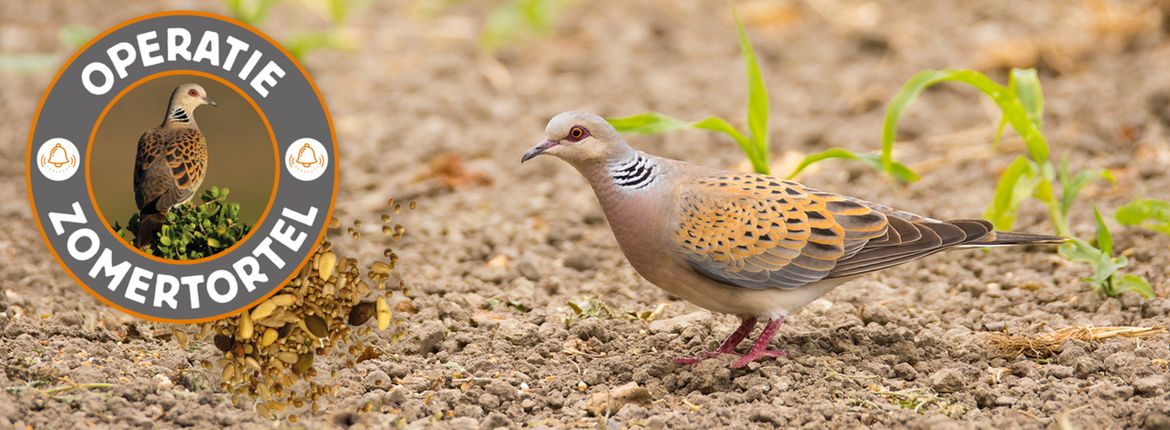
46,142,70,167
294,142,318,168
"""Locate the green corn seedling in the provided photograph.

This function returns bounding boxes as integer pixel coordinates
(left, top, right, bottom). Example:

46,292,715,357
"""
1116,198,1170,236
608,6,911,178
881,68,1151,298
480,0,571,53
223,0,362,59
1059,207,1154,298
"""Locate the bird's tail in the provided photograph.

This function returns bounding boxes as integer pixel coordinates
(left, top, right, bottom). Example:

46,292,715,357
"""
135,212,166,249
965,231,1067,247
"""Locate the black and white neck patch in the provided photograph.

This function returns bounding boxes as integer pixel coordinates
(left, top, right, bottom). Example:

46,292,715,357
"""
608,152,659,190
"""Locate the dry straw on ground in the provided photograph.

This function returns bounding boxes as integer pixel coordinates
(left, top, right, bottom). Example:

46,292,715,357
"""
987,326,1168,358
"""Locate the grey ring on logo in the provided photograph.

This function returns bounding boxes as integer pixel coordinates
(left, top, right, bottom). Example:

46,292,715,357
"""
26,12,337,322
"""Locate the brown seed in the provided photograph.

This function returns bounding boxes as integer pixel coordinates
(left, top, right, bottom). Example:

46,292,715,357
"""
276,352,299,364
318,252,337,280
245,356,262,372
380,214,391,223
256,403,274,420
238,311,254,340
214,334,235,352
348,302,375,326
381,225,393,235
371,262,392,275
328,217,341,228
305,315,328,338
376,296,391,330
222,362,236,382
174,330,190,349
261,328,278,347
277,323,293,338
409,200,417,210
292,353,314,375
270,294,296,307
251,300,276,321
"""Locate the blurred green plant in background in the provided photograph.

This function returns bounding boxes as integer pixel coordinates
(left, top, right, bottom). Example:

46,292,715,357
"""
480,0,572,53
224,0,366,59
608,6,911,179
0,25,95,73
1116,198,1170,236
881,68,1158,298
114,186,252,260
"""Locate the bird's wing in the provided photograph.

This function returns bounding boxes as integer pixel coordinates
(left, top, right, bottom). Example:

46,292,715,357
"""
133,127,207,212
133,128,167,211
670,173,995,290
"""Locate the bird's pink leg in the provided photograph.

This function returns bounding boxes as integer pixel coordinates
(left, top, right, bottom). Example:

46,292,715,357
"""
730,317,786,368
673,316,757,365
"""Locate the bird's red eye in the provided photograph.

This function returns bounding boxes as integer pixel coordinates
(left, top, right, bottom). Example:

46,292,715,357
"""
188,89,198,97
567,125,589,141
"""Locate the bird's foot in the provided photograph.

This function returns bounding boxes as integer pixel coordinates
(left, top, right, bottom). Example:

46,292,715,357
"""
671,316,760,366
728,317,787,369
729,348,785,368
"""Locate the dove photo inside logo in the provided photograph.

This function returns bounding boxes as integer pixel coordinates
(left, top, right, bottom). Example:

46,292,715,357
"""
26,11,338,322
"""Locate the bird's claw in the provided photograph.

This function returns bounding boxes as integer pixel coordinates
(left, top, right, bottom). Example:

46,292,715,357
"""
730,348,785,369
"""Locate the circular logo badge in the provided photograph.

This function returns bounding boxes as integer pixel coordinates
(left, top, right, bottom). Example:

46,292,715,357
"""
26,11,338,322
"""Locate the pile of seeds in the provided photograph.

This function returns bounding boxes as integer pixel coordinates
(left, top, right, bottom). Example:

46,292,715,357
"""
192,201,413,421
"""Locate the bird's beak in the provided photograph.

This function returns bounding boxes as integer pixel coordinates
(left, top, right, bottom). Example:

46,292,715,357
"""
206,98,217,107
521,140,558,163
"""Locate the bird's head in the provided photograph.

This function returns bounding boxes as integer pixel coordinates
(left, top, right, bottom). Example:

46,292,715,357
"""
522,111,627,166
173,83,216,110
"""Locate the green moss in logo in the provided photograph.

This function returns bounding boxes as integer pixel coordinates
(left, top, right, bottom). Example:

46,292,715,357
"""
114,186,252,260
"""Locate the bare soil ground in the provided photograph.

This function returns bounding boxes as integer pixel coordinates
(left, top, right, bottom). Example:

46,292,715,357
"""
2,0,1170,428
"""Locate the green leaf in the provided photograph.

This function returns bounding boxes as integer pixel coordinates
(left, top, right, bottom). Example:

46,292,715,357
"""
732,5,769,170
1009,68,1044,129
607,113,768,174
984,156,1039,230
480,0,566,53
1063,168,1113,214
285,31,345,60
1058,238,1123,293
785,148,917,182
58,25,97,49
1092,206,1113,256
1115,274,1156,298
1116,198,1170,235
207,237,221,248
882,69,1051,181
607,113,694,134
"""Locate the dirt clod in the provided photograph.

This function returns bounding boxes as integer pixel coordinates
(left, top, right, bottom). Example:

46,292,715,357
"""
586,382,653,417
